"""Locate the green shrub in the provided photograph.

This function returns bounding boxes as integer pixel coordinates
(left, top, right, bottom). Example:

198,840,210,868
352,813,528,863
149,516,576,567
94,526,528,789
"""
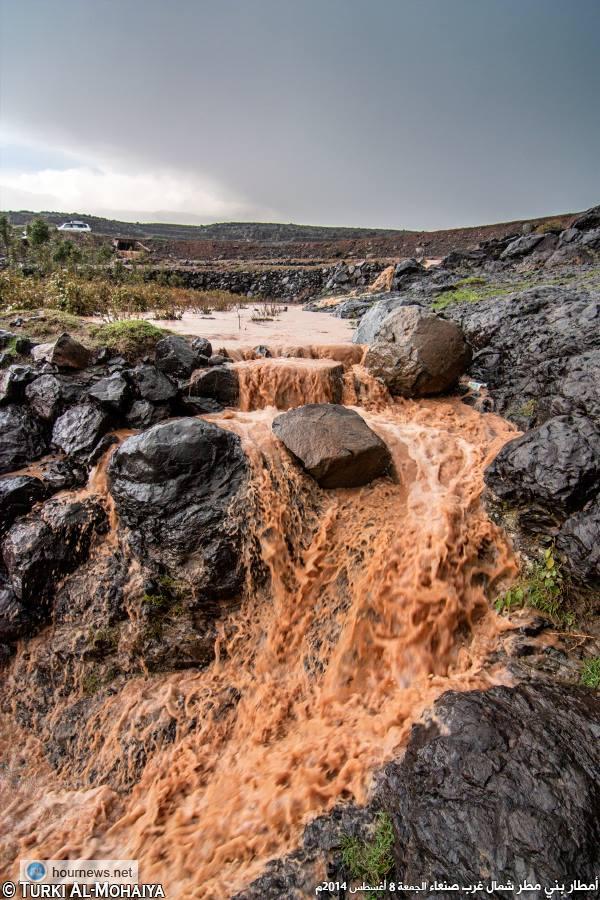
90,319,166,359
495,549,566,620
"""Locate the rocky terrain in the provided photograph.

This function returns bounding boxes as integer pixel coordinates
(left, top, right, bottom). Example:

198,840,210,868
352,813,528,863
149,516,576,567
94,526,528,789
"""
1,205,599,898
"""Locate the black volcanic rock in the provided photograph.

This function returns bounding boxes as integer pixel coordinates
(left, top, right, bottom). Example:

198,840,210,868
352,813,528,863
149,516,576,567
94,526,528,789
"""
484,415,600,526
0,476,46,536
108,418,248,602
2,497,107,608
155,335,201,378
52,403,111,458
381,683,600,896
0,406,48,475
87,372,130,411
130,363,178,403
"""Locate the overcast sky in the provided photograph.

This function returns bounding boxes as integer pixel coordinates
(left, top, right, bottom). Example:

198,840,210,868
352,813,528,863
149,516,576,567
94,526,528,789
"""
0,0,598,229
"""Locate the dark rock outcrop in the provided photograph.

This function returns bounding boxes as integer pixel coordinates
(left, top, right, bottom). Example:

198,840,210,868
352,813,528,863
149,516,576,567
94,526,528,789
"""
0,574,32,643
52,403,111,458
364,306,471,397
31,332,91,369
191,336,213,358
484,415,600,527
108,418,248,601
0,475,45,536
499,233,545,259
381,683,600,896
445,286,600,427
556,495,600,583
272,404,391,488
2,496,107,608
0,405,48,475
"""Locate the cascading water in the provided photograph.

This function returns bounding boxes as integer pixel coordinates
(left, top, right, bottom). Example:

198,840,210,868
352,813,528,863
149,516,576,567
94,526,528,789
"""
0,350,519,898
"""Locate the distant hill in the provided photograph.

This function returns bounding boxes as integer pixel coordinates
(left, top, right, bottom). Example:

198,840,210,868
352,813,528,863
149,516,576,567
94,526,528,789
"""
2,211,411,243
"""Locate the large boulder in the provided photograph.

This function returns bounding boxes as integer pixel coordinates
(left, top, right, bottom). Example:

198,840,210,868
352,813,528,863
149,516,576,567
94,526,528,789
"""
352,295,420,344
364,306,471,397
191,336,213,358
2,497,107,608
0,406,48,475
272,404,391,488
485,415,600,525
130,363,178,403
189,365,240,406
31,332,91,369
108,418,248,601
155,335,201,379
0,475,45,536
381,683,600,893
25,373,86,421
52,403,111,458
125,399,171,429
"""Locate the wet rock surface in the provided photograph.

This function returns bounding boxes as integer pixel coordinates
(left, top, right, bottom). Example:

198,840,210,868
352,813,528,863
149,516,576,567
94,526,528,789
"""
154,334,203,378
364,306,471,397
239,682,600,899
189,364,240,406
0,475,45,536
0,405,48,474
2,496,107,610
381,683,600,897
273,403,392,488
52,402,111,458
484,415,600,524
108,418,249,601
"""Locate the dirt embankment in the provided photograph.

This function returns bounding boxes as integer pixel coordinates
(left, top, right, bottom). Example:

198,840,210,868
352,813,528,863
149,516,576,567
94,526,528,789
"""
149,212,576,265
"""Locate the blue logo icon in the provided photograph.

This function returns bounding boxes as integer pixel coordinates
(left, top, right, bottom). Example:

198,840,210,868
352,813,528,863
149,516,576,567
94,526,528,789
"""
26,862,46,882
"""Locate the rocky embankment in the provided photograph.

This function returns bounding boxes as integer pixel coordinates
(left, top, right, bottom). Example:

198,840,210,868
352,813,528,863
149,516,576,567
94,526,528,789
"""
1,206,599,897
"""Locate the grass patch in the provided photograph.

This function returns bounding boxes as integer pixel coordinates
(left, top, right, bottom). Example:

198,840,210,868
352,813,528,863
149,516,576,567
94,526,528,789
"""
494,549,573,624
432,277,540,311
341,812,394,892
580,658,600,689
89,319,166,359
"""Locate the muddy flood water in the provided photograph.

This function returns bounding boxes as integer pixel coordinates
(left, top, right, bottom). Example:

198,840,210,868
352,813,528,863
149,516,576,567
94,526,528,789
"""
0,346,520,899
148,305,355,349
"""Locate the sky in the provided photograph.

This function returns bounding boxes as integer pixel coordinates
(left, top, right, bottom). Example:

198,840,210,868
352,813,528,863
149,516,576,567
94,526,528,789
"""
0,0,599,230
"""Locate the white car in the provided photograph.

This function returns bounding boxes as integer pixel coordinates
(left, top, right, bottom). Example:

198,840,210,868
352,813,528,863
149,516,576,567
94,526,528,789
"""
57,221,92,232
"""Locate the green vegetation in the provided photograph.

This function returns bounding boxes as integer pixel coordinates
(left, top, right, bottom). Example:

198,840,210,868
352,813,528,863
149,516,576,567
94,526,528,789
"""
89,319,166,359
341,812,394,892
536,219,563,234
431,276,543,311
508,398,537,419
142,575,188,616
580,658,600,689
26,217,51,247
494,549,572,623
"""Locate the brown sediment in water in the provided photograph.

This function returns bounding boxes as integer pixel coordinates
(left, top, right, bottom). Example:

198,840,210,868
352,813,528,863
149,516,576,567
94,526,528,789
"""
0,357,519,898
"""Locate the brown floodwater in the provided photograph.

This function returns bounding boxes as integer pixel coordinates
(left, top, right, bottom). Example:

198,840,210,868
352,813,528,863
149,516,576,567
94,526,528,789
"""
0,352,519,899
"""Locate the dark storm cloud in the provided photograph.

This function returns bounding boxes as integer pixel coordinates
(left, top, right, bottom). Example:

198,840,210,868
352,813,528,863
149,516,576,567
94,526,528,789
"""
1,0,599,227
